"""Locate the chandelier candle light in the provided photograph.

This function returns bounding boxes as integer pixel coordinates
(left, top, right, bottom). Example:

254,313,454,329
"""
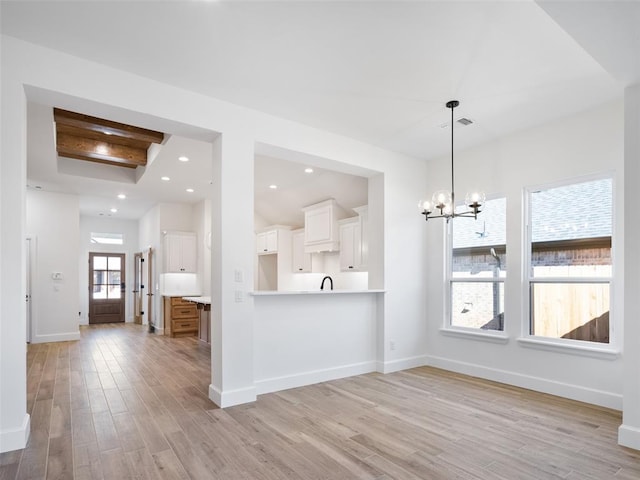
419,100,485,222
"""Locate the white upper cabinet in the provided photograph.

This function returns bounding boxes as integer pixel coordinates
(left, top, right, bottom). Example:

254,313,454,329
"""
339,218,360,271
354,205,369,271
292,228,312,273
256,225,293,255
339,206,368,272
302,199,344,253
164,232,197,273
256,229,278,255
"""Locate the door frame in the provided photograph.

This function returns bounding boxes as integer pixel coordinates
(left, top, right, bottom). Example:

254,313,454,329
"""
88,252,126,324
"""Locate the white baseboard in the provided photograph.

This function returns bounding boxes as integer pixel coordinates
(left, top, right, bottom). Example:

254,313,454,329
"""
255,361,377,396
209,384,257,408
425,355,622,410
377,355,428,374
31,331,80,344
0,414,30,453
618,424,640,450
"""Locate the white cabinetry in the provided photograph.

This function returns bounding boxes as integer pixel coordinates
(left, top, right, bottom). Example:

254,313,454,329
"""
256,229,278,255
354,205,368,270
302,199,345,253
291,229,312,273
164,232,197,273
339,206,368,272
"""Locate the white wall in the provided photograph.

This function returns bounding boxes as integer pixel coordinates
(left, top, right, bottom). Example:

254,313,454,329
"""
79,215,139,324
26,190,81,343
194,199,212,296
0,49,29,451
619,83,640,449
2,34,422,446
424,100,625,409
254,293,379,394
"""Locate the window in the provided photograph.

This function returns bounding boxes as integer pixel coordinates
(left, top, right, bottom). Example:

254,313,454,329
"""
448,197,506,331
91,232,124,245
527,177,612,344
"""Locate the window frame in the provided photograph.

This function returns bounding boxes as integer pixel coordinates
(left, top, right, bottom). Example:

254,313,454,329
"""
443,194,508,341
522,173,618,355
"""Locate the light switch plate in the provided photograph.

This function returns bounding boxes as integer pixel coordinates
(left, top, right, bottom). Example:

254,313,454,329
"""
234,269,244,283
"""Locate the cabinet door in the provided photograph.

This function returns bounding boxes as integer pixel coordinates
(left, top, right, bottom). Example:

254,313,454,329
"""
339,221,358,271
180,234,197,272
165,233,197,273
292,231,312,273
358,212,368,270
256,230,278,254
265,230,278,253
256,232,267,254
165,234,183,272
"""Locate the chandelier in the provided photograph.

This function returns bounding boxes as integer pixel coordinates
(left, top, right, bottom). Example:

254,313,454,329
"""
419,100,484,222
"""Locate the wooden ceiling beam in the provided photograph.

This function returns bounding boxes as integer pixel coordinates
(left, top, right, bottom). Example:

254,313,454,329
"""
56,123,151,150
53,108,164,145
56,133,147,168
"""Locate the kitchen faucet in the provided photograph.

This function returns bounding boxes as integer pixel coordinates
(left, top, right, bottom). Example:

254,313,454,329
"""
320,276,333,291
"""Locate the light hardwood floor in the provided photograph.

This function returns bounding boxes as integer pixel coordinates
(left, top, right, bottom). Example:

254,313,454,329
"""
1,323,639,479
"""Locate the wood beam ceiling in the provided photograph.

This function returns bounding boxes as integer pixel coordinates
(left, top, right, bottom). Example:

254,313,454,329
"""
53,108,164,169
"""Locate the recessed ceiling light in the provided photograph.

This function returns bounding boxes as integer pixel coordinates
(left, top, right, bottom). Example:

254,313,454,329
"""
269,184,278,189
161,176,170,181
304,168,314,173
178,156,189,162
110,208,118,213
186,188,194,193
117,194,126,199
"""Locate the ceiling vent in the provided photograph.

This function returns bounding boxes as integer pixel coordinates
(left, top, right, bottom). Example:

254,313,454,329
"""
457,117,473,126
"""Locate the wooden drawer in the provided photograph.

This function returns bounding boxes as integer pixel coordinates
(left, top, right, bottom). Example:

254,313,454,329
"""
171,318,198,337
171,297,193,306
171,304,197,319
172,318,197,331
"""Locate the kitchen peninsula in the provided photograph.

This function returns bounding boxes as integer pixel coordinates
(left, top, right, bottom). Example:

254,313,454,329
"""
182,296,211,344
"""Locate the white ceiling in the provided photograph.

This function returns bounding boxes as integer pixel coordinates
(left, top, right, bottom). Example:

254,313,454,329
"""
2,0,636,222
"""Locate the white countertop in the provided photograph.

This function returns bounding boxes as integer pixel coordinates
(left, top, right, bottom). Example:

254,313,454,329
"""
250,290,385,296
162,292,202,297
182,296,212,304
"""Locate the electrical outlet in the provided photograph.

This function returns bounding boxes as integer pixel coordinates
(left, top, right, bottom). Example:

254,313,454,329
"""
389,340,396,351
234,290,243,303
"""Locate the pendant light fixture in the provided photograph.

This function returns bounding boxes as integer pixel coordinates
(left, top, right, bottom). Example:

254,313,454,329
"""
419,100,484,222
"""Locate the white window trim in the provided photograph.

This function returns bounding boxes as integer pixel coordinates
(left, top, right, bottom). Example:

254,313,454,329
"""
517,336,620,360
522,173,617,353
440,327,509,344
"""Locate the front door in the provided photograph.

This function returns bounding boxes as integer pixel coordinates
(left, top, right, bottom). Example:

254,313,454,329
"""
89,252,125,324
